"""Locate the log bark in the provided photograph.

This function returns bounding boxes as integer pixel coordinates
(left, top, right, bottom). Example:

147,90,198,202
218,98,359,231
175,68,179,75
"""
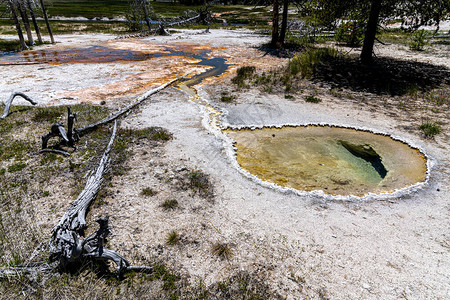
1,92,37,120
41,123,69,149
279,0,289,45
0,263,52,277
75,75,184,137
271,0,280,47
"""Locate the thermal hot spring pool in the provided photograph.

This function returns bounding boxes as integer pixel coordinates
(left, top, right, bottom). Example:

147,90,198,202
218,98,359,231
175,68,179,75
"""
226,126,428,197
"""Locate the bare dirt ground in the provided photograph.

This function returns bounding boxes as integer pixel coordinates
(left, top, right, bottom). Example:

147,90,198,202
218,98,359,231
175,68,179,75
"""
1,29,449,299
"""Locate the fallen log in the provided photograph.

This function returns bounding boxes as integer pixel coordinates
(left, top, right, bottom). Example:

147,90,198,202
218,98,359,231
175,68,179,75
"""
75,75,185,137
116,14,200,39
39,149,71,156
1,92,37,120
49,122,153,276
0,263,52,278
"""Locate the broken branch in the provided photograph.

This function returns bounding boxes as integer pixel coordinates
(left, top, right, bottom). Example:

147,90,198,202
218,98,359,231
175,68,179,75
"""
1,92,37,120
75,75,186,137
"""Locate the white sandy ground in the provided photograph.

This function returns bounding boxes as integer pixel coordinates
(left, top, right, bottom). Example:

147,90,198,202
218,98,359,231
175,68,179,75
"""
1,30,449,298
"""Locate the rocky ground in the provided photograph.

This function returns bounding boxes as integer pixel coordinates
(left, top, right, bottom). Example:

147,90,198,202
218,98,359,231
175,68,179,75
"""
0,29,449,299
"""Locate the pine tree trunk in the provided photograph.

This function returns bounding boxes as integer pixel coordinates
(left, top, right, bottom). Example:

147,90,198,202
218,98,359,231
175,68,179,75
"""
8,0,27,49
361,0,382,64
17,0,34,46
279,0,289,45
271,0,279,47
27,0,42,43
39,0,54,44
141,0,152,31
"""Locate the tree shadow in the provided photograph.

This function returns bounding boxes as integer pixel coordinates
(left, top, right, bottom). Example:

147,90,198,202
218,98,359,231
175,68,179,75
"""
256,43,306,59
313,56,450,96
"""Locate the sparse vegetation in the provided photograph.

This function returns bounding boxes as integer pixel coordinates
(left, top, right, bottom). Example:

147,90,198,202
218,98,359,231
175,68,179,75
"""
7,163,26,173
231,66,256,88
161,199,179,210
305,95,322,103
419,122,441,137
141,187,156,196
335,20,365,47
220,92,235,103
189,170,213,197
288,47,339,79
212,242,233,260
166,230,179,245
0,39,21,52
409,29,429,51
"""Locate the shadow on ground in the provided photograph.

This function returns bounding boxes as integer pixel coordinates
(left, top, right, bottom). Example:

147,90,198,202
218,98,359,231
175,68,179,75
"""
313,56,450,96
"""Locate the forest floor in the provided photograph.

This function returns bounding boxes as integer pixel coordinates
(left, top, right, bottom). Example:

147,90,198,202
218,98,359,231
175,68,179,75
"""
0,29,449,299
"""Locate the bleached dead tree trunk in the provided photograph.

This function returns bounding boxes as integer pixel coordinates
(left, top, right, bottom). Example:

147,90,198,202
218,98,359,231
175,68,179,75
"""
49,122,153,275
8,0,27,49
39,0,54,44
17,0,34,46
1,92,37,120
141,0,152,31
26,0,42,44
1,123,153,277
75,75,184,136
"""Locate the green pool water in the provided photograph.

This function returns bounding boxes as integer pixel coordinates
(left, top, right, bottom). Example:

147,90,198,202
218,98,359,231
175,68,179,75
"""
226,126,427,196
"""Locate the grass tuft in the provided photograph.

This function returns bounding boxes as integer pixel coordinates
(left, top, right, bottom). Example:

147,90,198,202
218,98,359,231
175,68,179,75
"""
231,66,256,88
305,95,322,103
166,231,179,245
419,122,441,137
141,187,156,196
212,242,233,260
288,48,339,78
161,199,178,210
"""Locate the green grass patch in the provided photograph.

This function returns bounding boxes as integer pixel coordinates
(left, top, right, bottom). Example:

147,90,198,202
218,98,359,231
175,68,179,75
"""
288,47,339,79
0,39,21,52
419,122,441,137
32,108,63,123
8,163,27,173
140,187,156,196
154,263,180,291
231,66,256,88
161,199,178,210
166,230,179,245
305,95,322,103
220,91,236,103
189,170,212,196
